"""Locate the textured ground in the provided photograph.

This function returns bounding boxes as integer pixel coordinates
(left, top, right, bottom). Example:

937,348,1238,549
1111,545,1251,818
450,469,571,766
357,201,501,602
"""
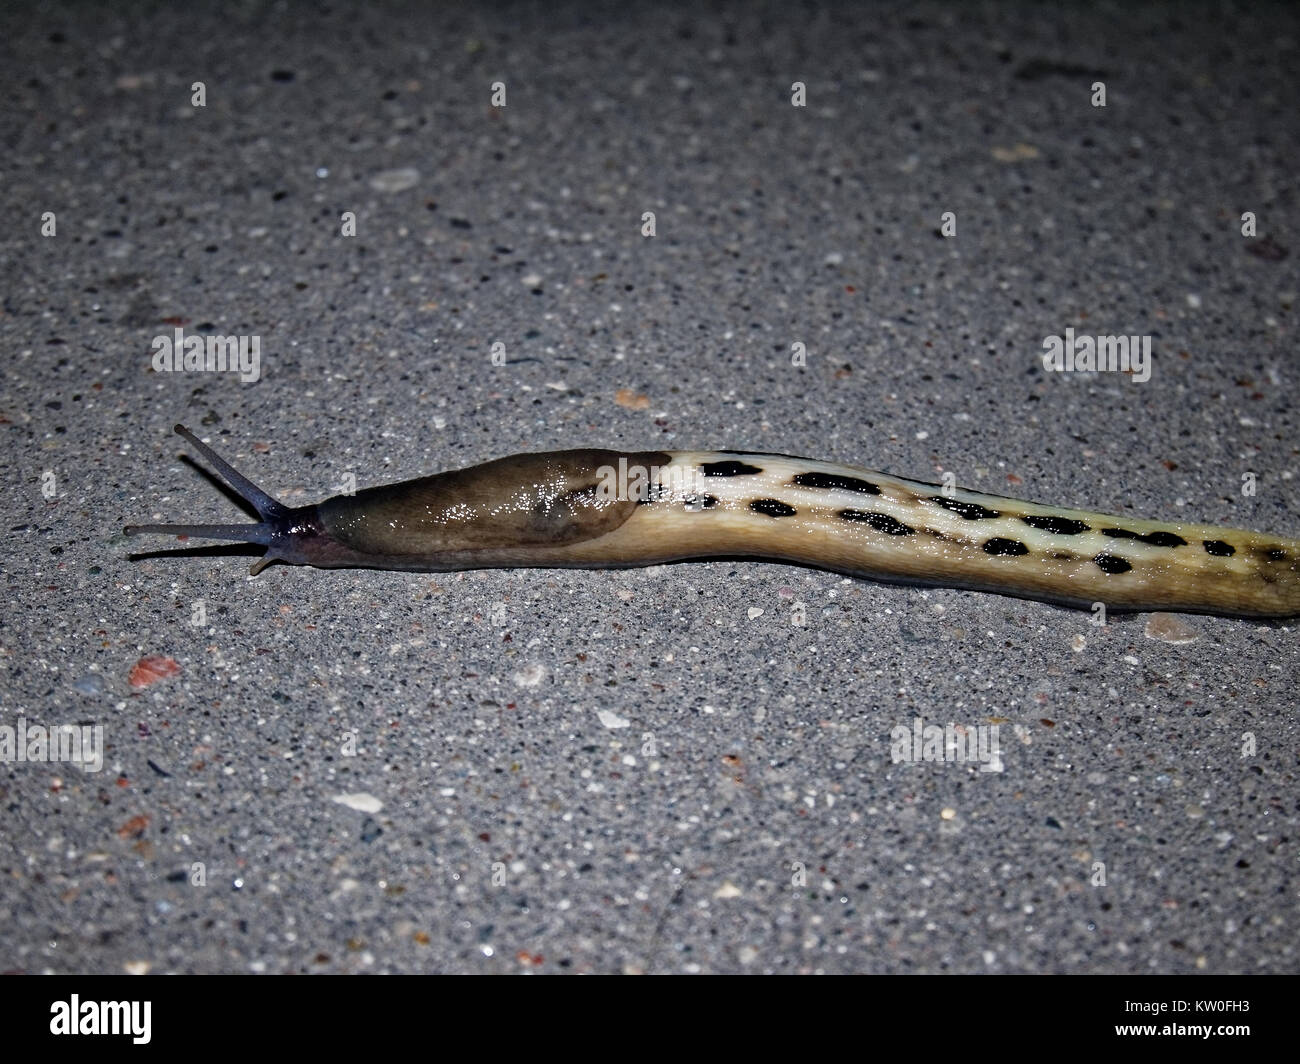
1,0,1297,974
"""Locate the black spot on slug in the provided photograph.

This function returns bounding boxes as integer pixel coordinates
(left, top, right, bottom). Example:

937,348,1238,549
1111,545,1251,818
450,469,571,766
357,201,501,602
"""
983,537,1028,556
1093,553,1132,574
1203,539,1235,557
1022,515,1091,535
702,460,762,477
792,471,881,495
636,482,671,505
1103,527,1187,547
750,498,796,517
838,509,915,535
930,496,1002,520
1051,552,1075,561
1263,547,1288,562
1139,531,1187,547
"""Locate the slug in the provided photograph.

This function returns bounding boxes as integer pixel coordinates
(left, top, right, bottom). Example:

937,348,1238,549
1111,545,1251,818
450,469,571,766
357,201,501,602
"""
124,424,1300,618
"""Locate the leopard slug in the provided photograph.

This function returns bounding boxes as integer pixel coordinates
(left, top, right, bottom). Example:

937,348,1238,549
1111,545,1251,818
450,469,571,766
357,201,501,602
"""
124,424,1300,618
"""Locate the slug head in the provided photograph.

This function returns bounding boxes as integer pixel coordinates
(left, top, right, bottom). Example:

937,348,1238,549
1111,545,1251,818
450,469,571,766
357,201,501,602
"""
125,425,666,575
124,425,347,575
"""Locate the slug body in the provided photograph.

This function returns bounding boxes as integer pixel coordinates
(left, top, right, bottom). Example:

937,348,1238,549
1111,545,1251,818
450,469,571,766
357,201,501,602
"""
125,425,1300,618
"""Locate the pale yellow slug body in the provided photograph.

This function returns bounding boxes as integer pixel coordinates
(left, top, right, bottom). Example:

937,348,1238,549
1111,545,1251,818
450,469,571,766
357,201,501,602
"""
126,428,1300,618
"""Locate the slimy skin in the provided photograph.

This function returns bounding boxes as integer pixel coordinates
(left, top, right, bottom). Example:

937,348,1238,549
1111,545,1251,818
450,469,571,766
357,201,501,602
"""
124,425,1300,618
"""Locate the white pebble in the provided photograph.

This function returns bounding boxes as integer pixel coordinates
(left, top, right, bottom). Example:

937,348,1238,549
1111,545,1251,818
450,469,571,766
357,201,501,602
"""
369,167,420,192
332,792,383,813
512,663,547,687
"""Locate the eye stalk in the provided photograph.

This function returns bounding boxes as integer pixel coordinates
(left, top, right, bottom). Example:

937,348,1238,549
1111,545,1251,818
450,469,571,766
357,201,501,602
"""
124,424,304,574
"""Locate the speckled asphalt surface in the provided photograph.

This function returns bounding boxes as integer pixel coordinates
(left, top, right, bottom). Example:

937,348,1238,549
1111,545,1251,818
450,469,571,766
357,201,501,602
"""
1,1,1297,975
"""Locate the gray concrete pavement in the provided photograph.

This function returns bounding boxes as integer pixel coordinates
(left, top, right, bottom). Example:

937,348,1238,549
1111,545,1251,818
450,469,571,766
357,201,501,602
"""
1,0,1296,973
